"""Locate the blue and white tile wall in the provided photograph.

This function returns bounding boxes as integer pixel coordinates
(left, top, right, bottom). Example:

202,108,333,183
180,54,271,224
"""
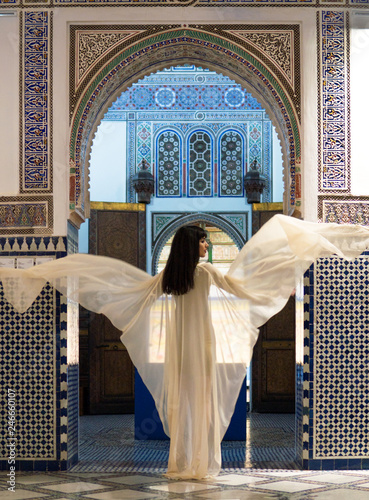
300,255,369,469
106,67,272,203
0,235,78,471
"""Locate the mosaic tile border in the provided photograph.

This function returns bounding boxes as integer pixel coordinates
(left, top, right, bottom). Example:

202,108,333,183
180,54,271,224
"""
69,25,300,217
318,196,369,223
318,10,350,194
21,11,52,193
294,274,305,466
0,196,53,234
106,80,265,114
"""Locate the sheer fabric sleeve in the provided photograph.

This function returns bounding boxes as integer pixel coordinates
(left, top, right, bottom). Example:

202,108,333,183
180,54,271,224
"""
212,214,369,332
0,254,162,333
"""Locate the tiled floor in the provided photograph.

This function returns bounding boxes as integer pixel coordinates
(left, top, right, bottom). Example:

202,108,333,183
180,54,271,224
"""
1,414,369,499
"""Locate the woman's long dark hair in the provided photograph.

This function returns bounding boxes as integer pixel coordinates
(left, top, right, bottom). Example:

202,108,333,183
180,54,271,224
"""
162,225,207,295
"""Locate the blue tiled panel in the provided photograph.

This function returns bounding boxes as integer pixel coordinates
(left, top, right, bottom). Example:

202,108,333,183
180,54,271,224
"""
320,11,347,192
23,11,50,192
0,237,78,471
302,253,369,469
0,284,56,461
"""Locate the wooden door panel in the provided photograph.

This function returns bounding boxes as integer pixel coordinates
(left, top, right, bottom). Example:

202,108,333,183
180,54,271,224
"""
88,204,146,415
251,204,295,413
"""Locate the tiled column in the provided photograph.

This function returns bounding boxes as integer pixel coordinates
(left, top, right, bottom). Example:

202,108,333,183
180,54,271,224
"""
296,255,369,470
0,232,79,471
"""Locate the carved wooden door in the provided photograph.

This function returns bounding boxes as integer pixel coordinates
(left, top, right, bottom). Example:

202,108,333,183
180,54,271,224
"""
251,204,296,413
88,202,146,414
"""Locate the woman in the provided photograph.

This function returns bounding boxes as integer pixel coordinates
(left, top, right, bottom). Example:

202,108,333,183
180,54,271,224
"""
160,225,226,478
2,215,369,478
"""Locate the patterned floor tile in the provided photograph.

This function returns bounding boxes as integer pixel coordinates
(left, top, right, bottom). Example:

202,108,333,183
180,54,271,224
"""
197,490,278,499
70,414,299,472
309,489,369,500
5,415,369,500
250,480,325,493
99,475,166,485
148,480,218,493
84,490,160,499
0,488,50,500
39,481,107,493
256,471,313,478
16,474,68,485
214,474,268,485
307,473,368,484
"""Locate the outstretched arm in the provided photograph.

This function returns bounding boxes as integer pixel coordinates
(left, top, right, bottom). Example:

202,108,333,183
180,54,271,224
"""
205,215,369,329
0,253,162,332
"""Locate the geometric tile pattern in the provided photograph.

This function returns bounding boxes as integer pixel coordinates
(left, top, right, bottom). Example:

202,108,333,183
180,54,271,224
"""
108,86,262,114
0,282,56,459
0,238,72,472
136,122,152,168
156,130,181,197
314,256,369,459
263,120,272,202
118,71,272,201
0,202,47,228
320,199,369,225
219,130,244,197
127,121,136,203
248,121,262,174
0,196,53,234
112,67,272,200
5,468,369,499
188,130,212,196
302,255,369,469
319,11,348,192
137,122,269,200
22,11,51,192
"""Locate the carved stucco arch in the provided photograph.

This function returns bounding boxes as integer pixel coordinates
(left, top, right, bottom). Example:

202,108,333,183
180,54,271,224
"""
151,212,247,274
69,27,300,226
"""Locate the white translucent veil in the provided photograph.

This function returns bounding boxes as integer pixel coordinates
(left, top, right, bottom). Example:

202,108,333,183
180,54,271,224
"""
1,214,369,478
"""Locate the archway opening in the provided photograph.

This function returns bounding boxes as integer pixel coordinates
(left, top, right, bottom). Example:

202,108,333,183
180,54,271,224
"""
77,63,296,471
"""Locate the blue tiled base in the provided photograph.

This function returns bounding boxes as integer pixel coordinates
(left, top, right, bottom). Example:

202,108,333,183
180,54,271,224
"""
0,460,68,472
302,458,369,470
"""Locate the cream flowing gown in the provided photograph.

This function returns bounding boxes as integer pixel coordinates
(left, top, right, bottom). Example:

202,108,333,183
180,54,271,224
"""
2,214,369,479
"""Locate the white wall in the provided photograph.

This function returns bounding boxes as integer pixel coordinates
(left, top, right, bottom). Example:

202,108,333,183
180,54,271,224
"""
0,13,20,195
89,121,127,202
350,13,369,196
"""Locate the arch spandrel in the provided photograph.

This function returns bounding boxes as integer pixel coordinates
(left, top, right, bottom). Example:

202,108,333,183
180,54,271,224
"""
69,27,301,226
